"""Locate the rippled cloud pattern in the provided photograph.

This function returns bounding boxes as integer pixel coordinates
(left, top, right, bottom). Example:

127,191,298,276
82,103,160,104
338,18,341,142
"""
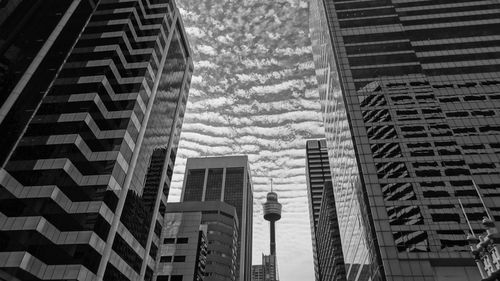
170,0,323,280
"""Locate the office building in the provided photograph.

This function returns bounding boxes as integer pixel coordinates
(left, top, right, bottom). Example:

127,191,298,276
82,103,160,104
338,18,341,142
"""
316,181,346,281
181,156,254,281
0,1,193,281
0,0,97,167
156,222,207,281
155,201,239,281
261,254,278,281
305,139,332,281
252,265,264,281
309,0,500,280
251,254,278,281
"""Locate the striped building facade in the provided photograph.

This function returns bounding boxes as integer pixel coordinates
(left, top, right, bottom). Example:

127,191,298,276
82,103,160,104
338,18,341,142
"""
310,0,500,280
0,1,193,281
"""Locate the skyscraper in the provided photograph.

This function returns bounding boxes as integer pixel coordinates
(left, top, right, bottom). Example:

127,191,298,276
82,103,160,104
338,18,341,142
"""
309,0,500,280
305,139,333,281
0,0,98,167
155,201,239,281
181,156,254,281
316,181,346,281
0,1,193,281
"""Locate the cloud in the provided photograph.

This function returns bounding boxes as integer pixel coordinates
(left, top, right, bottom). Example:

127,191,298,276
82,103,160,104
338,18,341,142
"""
172,0,321,280
196,44,217,56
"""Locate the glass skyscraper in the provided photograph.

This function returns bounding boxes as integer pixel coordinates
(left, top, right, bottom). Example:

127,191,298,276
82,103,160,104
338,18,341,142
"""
316,181,347,281
310,0,500,280
305,139,332,281
181,156,254,281
0,1,193,281
306,139,348,281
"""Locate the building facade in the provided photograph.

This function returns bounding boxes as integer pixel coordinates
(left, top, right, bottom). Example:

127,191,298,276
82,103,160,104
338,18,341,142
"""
155,201,239,281
309,0,500,280
0,1,193,281
0,0,98,167
305,139,332,281
252,265,264,281
316,181,347,281
181,156,254,281
261,254,278,281
251,254,278,281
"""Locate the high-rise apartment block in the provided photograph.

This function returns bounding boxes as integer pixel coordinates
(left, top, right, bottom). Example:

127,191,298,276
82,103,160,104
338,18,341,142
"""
0,1,192,281
155,201,239,281
310,0,500,280
181,156,254,281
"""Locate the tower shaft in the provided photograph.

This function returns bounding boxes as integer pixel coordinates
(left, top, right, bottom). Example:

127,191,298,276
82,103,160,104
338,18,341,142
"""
270,220,276,256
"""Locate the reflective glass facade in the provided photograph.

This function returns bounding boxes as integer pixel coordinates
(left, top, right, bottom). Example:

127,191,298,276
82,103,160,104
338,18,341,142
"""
310,0,500,280
0,1,193,280
181,156,254,281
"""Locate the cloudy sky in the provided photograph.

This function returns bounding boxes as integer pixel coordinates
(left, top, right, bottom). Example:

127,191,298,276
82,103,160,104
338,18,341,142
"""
168,0,324,280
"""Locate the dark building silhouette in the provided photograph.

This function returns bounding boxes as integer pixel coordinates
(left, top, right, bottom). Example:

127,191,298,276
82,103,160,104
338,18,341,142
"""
309,0,500,279
181,156,253,281
316,181,346,281
0,1,193,280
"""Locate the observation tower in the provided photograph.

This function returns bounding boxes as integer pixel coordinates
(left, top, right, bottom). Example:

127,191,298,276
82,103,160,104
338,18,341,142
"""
263,181,282,256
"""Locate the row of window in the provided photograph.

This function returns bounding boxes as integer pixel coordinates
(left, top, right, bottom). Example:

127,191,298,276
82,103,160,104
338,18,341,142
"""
164,237,188,244
156,275,182,281
160,256,185,263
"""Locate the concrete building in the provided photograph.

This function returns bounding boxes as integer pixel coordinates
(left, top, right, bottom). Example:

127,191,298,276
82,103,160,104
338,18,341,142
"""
309,0,500,279
0,1,193,281
181,156,253,281
155,201,239,281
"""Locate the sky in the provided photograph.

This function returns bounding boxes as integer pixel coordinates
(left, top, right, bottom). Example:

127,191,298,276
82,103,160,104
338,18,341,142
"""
168,0,324,280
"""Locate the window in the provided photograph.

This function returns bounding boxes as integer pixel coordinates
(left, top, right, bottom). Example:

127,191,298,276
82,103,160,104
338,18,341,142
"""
156,276,168,281
177,238,188,244
160,256,172,263
173,256,185,262
171,276,183,281
164,238,175,244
